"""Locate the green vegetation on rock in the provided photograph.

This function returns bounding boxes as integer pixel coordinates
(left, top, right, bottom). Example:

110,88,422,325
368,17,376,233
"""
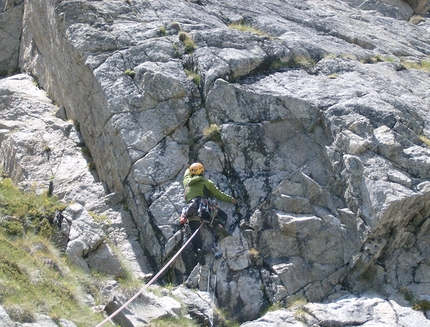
0,178,103,325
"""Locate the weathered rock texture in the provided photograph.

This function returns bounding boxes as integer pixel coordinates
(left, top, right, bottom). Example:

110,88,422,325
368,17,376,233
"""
406,0,430,13
0,0,24,75
1,0,430,325
241,293,430,327
0,74,152,280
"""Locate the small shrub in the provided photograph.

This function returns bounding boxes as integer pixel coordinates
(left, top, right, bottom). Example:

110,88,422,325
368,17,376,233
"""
81,146,92,157
37,217,54,238
125,69,136,78
178,32,196,53
159,25,166,36
203,124,221,142
87,162,96,171
171,21,181,31
1,220,23,236
412,299,430,312
185,69,201,85
43,144,51,152
248,248,261,265
178,32,188,42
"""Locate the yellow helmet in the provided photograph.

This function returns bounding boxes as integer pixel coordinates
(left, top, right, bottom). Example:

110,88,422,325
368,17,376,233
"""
190,162,205,175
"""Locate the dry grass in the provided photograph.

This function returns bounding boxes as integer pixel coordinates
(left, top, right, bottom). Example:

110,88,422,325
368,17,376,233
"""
419,135,430,147
178,32,196,53
203,124,221,142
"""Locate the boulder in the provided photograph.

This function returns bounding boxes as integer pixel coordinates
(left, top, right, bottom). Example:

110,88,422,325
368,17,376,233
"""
105,287,183,327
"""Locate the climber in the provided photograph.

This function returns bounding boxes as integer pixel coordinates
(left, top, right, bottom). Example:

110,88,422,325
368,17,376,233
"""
181,162,237,265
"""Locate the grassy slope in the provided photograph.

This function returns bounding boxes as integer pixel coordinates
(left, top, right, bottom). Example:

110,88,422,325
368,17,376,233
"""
0,178,103,325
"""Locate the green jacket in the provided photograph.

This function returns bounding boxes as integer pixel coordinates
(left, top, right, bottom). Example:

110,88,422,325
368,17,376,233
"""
183,168,234,203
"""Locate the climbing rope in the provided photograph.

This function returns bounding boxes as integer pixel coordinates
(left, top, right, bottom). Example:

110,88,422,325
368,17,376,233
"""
95,223,203,327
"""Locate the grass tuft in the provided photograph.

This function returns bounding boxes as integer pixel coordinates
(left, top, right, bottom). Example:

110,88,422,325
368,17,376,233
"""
148,316,199,327
214,307,241,327
409,15,425,25
267,301,283,312
291,56,316,68
228,22,270,37
203,124,221,142
0,178,103,325
185,69,201,85
419,135,430,147
248,248,261,265
178,32,196,53
412,299,430,312
0,232,104,325
399,286,415,304
0,178,67,234
286,296,308,322
402,59,430,72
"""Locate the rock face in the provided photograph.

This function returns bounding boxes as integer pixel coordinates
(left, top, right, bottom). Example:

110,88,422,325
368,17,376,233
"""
1,0,430,325
0,74,153,280
406,0,430,14
0,0,24,75
241,293,430,327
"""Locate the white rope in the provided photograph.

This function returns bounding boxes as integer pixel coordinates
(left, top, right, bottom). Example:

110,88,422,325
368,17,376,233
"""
95,223,203,327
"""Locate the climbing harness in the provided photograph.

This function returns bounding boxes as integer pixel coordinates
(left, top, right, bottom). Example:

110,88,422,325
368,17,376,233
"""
95,223,203,327
199,198,219,223
181,197,224,228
